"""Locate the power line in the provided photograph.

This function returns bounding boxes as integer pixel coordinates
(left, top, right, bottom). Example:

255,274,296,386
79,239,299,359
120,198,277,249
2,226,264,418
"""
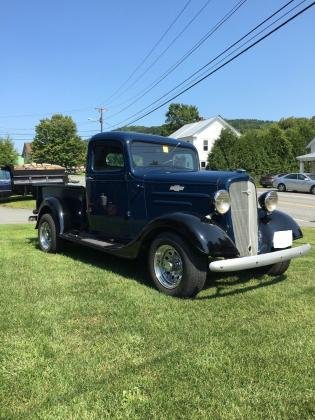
108,0,300,128
102,0,193,105
111,1,315,129
105,0,214,107
105,0,247,121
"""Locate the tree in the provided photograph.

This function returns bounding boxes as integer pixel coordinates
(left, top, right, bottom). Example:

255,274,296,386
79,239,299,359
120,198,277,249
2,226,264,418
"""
0,136,18,166
31,114,86,169
165,103,202,134
207,129,240,171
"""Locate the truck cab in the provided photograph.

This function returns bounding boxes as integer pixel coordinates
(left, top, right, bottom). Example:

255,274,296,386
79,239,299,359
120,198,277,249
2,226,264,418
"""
32,132,310,298
0,167,12,197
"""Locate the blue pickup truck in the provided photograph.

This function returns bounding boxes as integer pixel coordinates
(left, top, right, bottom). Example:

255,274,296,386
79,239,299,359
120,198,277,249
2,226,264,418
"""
31,131,310,297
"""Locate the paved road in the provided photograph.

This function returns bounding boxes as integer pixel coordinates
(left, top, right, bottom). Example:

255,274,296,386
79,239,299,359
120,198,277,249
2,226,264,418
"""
0,206,33,224
257,188,315,228
0,189,314,228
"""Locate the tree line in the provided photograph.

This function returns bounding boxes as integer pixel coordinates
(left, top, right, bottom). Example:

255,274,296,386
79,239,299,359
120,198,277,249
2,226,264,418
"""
1,103,314,177
208,117,315,177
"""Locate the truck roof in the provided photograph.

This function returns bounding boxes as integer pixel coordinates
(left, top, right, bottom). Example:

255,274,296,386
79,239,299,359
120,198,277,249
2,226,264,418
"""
89,131,193,147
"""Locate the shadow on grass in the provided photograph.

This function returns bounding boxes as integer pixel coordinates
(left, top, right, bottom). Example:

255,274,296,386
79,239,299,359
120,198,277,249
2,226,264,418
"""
27,237,151,288
27,236,287,298
197,270,287,300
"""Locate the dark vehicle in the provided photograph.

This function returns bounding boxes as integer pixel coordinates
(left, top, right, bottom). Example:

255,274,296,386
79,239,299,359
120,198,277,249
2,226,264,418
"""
0,164,67,197
273,173,315,194
0,168,12,196
260,173,286,188
30,132,310,298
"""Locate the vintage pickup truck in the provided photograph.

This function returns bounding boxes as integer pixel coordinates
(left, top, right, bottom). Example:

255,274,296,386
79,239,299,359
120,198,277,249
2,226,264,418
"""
30,131,310,297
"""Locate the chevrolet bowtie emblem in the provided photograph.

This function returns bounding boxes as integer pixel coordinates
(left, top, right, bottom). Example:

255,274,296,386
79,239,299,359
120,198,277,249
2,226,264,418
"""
170,185,185,192
242,190,251,196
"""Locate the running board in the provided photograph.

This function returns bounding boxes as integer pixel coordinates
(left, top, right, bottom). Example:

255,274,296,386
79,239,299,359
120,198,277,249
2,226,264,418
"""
60,232,123,252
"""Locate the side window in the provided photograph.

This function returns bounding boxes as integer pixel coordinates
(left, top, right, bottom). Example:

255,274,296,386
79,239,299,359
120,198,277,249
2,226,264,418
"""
201,161,206,168
93,142,124,171
203,140,208,151
298,174,306,180
285,174,297,180
0,169,10,181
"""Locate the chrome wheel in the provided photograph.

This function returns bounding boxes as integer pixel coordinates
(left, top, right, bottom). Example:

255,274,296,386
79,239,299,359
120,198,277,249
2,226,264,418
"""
153,244,183,289
39,221,52,250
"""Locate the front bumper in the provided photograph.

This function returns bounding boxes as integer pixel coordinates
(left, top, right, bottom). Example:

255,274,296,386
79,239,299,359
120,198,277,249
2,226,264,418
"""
209,244,311,272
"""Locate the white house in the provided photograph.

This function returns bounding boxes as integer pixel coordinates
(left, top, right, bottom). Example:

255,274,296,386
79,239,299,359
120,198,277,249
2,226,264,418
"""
296,137,315,174
170,116,241,168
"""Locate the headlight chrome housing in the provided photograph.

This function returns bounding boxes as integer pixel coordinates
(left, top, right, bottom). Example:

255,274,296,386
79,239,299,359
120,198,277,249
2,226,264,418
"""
214,190,231,214
259,190,278,213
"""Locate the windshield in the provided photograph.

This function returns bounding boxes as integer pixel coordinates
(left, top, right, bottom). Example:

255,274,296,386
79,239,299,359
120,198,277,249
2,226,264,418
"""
130,141,199,171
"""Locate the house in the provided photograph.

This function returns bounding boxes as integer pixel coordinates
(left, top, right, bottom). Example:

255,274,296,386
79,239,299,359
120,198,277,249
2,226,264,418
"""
170,116,241,168
296,137,315,174
22,142,33,163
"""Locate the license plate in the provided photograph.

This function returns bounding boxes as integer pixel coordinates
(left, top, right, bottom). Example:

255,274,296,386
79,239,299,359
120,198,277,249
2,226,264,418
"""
273,230,293,249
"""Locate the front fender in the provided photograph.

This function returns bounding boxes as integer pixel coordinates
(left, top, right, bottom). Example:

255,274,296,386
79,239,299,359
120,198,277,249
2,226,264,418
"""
113,212,238,259
36,197,70,234
258,209,303,253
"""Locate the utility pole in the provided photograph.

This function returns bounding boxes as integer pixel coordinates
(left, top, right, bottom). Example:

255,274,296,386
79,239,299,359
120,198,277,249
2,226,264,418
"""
95,107,107,132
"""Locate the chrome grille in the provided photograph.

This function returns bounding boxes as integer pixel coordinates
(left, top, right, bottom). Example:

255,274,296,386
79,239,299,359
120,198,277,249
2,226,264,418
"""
229,181,258,257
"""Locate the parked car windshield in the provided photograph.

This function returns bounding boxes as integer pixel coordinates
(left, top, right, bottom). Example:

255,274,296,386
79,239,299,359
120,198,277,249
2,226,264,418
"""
130,141,199,171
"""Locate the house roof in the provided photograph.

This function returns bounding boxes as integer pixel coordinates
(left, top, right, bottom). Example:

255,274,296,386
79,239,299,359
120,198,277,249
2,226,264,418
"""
22,142,32,156
170,116,241,139
306,137,315,149
296,152,315,161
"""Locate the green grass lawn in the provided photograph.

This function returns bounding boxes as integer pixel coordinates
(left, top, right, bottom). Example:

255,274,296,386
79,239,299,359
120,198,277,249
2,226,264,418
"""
0,225,314,419
0,195,35,209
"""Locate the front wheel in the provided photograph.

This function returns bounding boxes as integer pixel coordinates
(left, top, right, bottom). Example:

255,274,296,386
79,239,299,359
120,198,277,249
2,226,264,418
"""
148,232,207,298
38,213,60,253
277,183,286,192
310,186,315,195
259,260,291,277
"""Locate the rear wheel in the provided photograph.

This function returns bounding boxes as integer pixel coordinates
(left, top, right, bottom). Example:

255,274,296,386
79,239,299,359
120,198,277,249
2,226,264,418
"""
148,232,207,298
38,213,60,253
277,183,286,192
311,186,315,195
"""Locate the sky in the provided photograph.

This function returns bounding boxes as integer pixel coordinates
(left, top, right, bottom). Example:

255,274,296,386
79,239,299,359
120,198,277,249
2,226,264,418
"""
1,0,315,152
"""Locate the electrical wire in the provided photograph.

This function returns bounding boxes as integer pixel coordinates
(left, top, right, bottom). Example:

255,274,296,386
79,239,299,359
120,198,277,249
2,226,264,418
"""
102,0,193,105
108,0,302,128
104,0,214,107
110,1,315,129
105,0,247,120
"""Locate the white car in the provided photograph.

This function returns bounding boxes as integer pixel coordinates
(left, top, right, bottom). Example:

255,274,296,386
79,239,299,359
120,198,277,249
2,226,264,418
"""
273,173,315,194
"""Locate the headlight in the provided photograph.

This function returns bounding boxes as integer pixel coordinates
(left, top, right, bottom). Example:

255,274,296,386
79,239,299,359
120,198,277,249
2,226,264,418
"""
214,190,231,214
259,190,278,212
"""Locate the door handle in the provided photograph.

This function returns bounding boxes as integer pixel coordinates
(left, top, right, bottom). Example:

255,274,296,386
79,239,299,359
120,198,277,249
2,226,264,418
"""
86,176,94,180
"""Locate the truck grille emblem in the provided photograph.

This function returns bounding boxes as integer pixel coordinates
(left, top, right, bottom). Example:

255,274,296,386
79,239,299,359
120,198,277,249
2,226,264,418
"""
242,189,251,196
169,185,185,192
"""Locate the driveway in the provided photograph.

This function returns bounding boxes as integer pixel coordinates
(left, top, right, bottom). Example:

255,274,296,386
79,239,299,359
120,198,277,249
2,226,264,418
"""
0,207,33,224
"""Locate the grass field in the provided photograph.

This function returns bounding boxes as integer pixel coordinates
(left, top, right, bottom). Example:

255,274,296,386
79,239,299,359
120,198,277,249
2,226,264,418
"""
0,225,314,419
0,196,35,209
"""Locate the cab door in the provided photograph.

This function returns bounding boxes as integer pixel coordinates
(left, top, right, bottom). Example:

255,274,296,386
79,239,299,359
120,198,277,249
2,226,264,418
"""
86,140,129,241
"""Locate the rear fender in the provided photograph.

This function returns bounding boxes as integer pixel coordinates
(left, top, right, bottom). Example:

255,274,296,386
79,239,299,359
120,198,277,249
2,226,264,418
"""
36,197,70,234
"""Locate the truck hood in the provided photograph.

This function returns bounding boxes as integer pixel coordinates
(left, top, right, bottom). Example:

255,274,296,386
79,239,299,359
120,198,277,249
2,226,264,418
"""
133,168,250,189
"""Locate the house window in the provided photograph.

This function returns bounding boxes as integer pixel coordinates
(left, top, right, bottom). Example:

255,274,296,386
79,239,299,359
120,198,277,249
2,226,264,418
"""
201,161,206,168
203,140,208,151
